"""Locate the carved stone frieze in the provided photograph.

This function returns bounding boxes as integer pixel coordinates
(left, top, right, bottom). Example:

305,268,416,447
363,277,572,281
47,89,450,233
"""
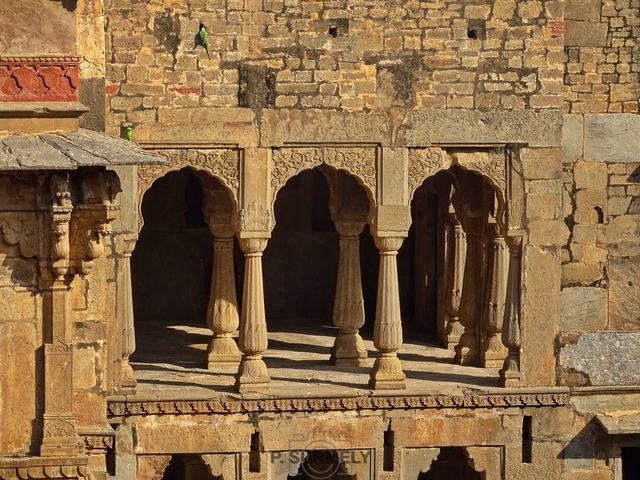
140,148,240,203
271,146,377,199
106,392,568,418
408,148,449,197
0,56,80,103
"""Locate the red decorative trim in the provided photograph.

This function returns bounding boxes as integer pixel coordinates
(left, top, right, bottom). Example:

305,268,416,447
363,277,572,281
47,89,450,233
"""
0,56,80,102
547,20,564,37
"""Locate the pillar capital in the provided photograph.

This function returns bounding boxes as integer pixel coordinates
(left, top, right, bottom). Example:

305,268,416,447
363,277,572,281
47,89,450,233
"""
238,237,268,255
373,235,404,253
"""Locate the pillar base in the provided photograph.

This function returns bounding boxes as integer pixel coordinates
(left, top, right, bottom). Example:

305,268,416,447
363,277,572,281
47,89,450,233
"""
207,336,242,371
481,335,508,369
118,360,137,395
234,356,270,393
454,331,479,366
330,332,368,367
40,415,82,457
443,320,463,350
499,355,521,387
368,354,406,390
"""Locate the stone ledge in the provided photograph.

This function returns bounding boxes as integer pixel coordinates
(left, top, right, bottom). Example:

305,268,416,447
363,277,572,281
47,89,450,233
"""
106,392,570,419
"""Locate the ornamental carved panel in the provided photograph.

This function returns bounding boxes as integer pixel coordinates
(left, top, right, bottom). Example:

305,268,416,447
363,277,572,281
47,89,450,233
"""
271,146,377,200
139,148,240,203
0,56,79,102
456,149,507,195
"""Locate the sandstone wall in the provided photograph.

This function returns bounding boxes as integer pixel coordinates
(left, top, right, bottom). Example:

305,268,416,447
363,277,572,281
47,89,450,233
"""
564,0,640,113
104,0,564,138
558,0,640,387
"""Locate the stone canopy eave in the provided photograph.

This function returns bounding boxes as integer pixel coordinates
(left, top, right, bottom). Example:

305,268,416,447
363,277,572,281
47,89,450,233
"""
0,128,168,171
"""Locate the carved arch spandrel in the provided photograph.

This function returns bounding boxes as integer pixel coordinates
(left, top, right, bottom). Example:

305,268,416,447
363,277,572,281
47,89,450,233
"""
408,147,510,231
270,146,377,208
137,148,241,233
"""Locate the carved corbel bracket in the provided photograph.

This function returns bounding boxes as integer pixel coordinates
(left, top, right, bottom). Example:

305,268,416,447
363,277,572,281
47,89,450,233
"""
73,171,121,276
237,201,272,236
49,174,73,280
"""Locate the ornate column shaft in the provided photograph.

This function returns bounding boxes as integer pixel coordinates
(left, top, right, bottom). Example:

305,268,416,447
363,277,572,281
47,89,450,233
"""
443,212,466,349
118,235,137,394
481,223,509,368
41,174,81,457
235,238,270,392
499,237,523,387
206,225,241,370
369,236,406,390
330,221,367,366
454,219,483,366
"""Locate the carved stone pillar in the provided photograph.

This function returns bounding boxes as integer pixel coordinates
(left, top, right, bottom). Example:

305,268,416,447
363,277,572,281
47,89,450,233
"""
330,220,367,366
119,235,137,394
235,238,270,393
369,236,406,390
499,236,523,387
481,223,509,368
206,224,241,370
41,174,81,457
454,217,483,366
444,211,466,350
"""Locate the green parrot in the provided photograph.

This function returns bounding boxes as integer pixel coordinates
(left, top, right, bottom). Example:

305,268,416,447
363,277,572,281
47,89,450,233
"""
198,24,210,60
122,126,133,142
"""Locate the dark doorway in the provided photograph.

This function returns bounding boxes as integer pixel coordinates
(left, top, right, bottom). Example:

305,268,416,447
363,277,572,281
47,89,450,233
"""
622,446,640,480
418,447,481,480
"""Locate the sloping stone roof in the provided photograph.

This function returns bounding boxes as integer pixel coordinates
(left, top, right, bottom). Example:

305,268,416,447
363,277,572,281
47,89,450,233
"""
0,128,166,170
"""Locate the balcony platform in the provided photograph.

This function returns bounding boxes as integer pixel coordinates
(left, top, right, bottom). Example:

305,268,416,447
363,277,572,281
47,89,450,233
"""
128,321,500,399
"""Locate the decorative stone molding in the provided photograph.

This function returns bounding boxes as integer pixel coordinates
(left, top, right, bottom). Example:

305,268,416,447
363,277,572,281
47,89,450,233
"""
0,463,87,480
0,56,80,102
80,433,114,452
106,393,569,418
271,146,376,200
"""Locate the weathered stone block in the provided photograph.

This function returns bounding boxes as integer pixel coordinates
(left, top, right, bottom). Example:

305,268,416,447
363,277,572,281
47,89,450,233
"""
563,114,584,163
560,287,607,332
559,333,640,385
584,115,640,163
609,256,640,331
565,0,602,21
564,21,608,47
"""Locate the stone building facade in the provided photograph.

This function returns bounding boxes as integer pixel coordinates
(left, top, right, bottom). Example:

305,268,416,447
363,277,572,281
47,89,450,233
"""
0,0,639,479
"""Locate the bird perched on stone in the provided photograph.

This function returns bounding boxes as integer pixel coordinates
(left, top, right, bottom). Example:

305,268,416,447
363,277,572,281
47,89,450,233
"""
197,24,210,59
122,126,133,142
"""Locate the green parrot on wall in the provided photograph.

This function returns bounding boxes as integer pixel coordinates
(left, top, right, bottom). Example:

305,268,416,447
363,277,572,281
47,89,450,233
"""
198,24,210,60
122,126,133,142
